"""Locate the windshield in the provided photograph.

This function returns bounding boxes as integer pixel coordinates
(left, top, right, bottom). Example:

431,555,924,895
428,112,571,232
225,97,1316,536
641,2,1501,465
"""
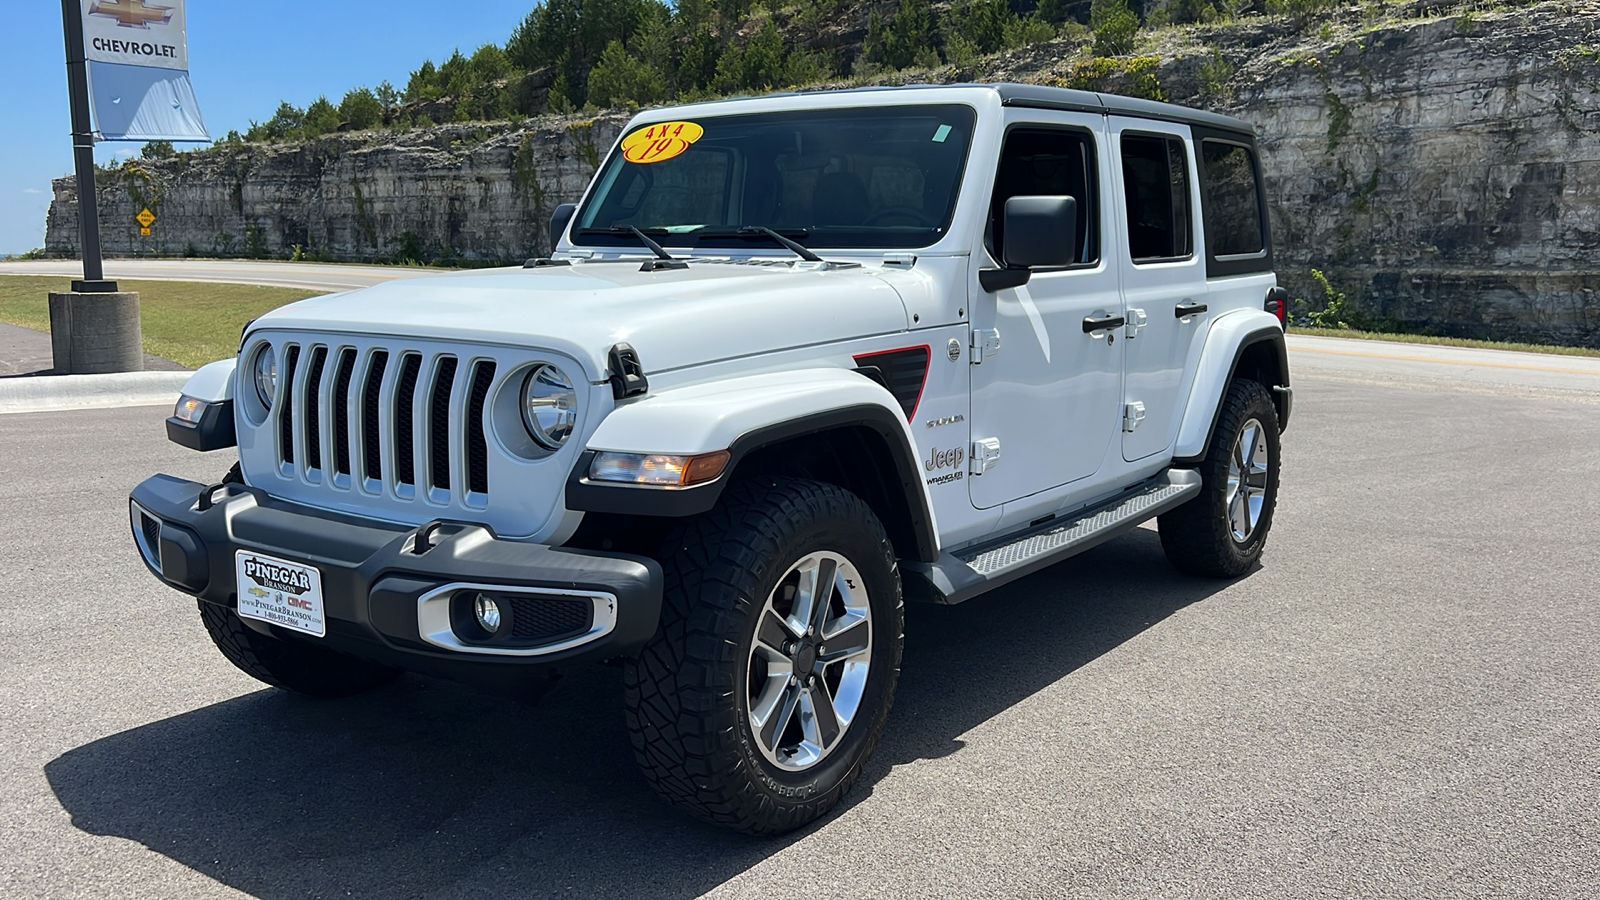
572,104,977,251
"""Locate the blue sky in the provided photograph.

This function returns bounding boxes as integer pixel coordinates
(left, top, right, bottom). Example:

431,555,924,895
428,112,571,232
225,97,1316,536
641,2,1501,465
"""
0,1,536,255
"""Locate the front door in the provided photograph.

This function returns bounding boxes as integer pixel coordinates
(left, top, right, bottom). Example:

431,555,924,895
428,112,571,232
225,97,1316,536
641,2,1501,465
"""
968,115,1124,511
1110,118,1210,462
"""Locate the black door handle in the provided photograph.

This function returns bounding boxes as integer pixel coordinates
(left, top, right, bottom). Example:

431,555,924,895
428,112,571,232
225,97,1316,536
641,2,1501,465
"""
1175,301,1208,318
1083,314,1125,334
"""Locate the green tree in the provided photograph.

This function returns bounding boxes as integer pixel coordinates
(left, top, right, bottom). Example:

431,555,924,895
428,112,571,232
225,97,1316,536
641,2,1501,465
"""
375,80,399,112
944,0,1009,56
506,0,655,105
406,60,441,102
587,39,668,106
339,87,384,129
1003,14,1056,50
1090,0,1140,57
675,24,722,94
1036,0,1072,25
302,96,341,135
245,101,305,142
867,0,937,71
140,140,175,159
740,20,789,90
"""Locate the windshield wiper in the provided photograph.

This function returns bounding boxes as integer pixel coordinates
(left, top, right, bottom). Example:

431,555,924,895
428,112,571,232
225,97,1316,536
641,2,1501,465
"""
696,226,823,263
577,226,688,270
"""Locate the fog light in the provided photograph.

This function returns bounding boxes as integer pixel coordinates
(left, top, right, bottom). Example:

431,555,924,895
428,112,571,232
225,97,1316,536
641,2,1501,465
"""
473,594,502,634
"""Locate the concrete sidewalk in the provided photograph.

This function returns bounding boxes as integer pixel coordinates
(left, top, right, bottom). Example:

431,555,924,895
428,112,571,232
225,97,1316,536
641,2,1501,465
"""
0,322,192,413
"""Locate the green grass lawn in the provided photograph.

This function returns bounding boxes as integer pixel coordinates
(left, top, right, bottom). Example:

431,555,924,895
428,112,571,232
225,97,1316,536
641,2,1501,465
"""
0,276,323,369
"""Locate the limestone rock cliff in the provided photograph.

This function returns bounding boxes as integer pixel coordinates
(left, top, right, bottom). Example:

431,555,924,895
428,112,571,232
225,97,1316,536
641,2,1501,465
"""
45,1,1600,346
47,114,628,266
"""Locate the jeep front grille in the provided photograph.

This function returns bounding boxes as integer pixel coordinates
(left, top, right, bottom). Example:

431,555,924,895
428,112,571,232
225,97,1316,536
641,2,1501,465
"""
273,342,494,507
242,333,594,540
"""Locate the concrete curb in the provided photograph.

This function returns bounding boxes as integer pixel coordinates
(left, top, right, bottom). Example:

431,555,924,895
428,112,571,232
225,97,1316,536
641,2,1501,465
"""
0,371,192,415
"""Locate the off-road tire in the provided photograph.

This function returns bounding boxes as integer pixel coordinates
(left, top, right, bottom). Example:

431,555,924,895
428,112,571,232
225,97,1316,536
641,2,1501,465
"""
623,477,904,835
201,457,402,697
1159,379,1282,578
198,599,403,697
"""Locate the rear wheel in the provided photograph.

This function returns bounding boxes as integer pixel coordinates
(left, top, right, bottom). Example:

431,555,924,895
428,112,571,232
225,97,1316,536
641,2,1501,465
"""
623,477,903,834
1159,379,1281,577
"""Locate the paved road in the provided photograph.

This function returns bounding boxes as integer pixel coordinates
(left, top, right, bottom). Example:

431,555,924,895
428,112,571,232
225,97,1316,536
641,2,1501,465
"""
2,367,1597,898
0,259,451,292
1289,333,1600,395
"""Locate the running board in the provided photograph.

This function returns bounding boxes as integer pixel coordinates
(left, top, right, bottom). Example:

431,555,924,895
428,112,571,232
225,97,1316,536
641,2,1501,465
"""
903,469,1202,605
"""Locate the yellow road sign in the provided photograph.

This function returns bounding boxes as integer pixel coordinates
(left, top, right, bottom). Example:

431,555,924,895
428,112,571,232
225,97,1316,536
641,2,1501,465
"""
139,226,151,237
136,208,156,228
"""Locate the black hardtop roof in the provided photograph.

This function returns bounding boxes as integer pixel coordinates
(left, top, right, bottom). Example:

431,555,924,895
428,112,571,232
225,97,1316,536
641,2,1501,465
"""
989,83,1256,137
665,82,1257,140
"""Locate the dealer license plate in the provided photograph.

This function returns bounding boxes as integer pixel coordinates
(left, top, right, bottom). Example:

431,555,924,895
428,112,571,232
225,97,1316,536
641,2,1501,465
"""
235,550,326,638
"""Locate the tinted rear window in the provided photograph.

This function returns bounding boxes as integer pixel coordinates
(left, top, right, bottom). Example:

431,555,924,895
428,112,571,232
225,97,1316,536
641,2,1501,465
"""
1200,141,1264,257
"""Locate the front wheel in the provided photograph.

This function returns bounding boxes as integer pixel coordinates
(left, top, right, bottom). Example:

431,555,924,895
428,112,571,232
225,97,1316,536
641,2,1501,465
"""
1159,379,1282,577
623,477,904,835
198,599,402,697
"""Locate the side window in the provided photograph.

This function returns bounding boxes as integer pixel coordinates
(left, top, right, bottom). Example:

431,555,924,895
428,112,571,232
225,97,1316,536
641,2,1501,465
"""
1120,134,1194,262
987,128,1099,267
1199,140,1265,257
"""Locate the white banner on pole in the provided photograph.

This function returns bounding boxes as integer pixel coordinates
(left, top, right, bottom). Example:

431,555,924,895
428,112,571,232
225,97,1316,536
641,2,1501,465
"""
82,0,209,142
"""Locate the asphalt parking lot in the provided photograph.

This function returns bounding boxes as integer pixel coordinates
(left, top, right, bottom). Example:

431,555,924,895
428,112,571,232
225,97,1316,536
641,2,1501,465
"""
2,367,1598,899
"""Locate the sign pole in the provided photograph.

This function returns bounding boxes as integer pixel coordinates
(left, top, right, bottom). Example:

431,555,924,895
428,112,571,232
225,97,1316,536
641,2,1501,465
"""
60,0,115,293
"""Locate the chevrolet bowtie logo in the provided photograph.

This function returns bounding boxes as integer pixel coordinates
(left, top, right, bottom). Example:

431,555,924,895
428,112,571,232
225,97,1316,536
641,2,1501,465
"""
88,0,174,29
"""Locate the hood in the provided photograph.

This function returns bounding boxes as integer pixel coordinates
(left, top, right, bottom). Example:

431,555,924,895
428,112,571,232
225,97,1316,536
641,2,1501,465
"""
252,261,913,381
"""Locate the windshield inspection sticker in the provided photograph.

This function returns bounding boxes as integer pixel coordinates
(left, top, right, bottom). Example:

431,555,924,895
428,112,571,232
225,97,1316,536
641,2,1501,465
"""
622,121,705,164
932,124,952,143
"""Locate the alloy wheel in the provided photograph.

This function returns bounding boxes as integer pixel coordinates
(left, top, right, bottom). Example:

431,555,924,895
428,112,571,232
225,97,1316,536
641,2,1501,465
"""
746,551,873,771
1227,417,1271,543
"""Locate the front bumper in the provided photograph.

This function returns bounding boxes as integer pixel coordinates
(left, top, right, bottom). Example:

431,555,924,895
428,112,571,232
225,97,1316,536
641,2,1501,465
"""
129,474,662,685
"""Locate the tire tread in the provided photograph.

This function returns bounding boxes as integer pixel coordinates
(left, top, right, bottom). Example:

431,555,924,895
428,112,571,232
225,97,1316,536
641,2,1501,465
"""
622,477,903,835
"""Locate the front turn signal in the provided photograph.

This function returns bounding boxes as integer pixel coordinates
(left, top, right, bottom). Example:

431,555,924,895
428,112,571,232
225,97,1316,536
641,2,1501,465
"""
589,450,731,487
173,395,208,425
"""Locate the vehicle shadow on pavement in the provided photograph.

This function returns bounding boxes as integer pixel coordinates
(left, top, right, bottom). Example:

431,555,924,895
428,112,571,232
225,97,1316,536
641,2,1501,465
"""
45,528,1234,899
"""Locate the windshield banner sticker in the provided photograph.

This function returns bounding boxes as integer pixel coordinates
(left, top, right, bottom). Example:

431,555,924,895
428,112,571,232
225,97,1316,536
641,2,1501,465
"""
622,121,705,164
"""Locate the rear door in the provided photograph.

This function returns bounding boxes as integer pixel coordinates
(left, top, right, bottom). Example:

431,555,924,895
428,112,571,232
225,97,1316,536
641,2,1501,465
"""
1109,118,1209,462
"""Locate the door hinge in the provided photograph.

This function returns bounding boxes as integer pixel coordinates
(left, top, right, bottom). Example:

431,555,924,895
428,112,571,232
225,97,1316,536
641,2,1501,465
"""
970,328,1001,364
1125,308,1147,340
1123,401,1146,433
970,437,1002,474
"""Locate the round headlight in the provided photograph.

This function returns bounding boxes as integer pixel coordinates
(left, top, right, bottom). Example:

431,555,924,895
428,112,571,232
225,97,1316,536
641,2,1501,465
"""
522,364,577,450
252,344,277,409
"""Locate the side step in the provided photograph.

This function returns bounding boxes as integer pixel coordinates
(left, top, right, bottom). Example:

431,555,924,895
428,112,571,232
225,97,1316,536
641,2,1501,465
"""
903,469,1202,605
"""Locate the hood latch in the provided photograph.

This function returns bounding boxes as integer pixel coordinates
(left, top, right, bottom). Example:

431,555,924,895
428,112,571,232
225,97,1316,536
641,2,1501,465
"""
608,343,650,400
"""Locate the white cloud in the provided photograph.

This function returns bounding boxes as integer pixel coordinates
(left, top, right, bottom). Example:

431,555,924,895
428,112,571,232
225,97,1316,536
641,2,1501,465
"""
22,188,42,194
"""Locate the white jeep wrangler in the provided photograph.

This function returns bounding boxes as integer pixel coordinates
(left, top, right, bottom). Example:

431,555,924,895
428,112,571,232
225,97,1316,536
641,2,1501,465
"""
134,84,1291,835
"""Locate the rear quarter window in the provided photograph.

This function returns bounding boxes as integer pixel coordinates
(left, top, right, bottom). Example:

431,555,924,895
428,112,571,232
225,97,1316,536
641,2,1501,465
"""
1196,135,1272,277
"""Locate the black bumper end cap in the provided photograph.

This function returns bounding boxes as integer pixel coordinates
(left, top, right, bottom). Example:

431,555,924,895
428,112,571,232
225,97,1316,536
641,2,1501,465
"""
166,400,236,452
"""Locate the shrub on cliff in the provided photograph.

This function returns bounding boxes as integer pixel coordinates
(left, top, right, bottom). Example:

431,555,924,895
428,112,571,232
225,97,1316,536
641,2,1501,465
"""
1090,0,1140,57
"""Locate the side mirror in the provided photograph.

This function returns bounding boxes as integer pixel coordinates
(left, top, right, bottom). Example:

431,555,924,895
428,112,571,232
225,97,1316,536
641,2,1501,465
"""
1004,196,1078,268
549,203,577,255
980,196,1079,292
